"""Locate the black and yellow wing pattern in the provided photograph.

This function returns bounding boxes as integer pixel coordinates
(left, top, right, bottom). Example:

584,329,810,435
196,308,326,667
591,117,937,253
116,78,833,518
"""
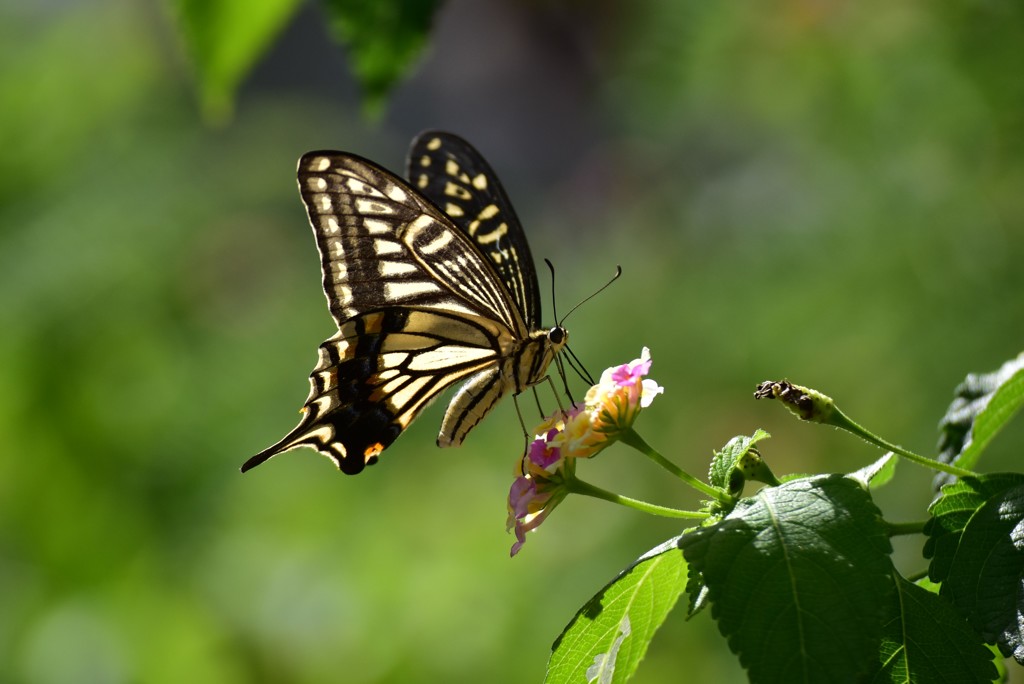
243,132,567,475
406,132,542,330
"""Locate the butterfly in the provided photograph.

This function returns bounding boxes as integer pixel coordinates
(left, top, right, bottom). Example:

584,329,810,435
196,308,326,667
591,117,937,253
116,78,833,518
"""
242,131,568,475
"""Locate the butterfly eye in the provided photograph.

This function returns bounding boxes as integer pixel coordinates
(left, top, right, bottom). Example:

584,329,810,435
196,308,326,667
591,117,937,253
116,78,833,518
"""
548,326,567,346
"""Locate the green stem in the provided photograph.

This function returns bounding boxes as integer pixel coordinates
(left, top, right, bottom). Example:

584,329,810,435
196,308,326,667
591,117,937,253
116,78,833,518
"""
568,477,708,519
619,428,731,503
886,520,926,537
827,407,976,479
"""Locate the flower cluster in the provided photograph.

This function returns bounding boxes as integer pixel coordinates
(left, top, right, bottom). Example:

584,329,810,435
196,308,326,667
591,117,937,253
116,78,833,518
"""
586,346,664,439
507,348,663,555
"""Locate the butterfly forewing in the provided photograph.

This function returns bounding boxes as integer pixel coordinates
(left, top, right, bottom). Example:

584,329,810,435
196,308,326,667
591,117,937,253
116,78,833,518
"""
407,132,542,329
244,137,566,475
297,152,524,333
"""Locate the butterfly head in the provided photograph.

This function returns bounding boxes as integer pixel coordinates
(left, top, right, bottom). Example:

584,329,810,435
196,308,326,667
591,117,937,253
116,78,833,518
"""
547,325,568,351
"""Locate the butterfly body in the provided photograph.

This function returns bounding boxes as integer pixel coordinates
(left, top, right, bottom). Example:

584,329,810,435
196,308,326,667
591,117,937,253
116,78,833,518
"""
244,133,566,475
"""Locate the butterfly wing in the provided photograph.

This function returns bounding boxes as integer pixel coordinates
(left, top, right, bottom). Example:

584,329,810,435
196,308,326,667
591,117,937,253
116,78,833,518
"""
243,152,529,474
407,131,542,329
299,151,527,334
243,308,513,474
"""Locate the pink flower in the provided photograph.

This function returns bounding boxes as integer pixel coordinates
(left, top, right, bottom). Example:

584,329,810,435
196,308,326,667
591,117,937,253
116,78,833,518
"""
611,353,652,386
507,475,559,556
506,437,571,556
586,347,663,438
507,349,663,555
528,428,563,468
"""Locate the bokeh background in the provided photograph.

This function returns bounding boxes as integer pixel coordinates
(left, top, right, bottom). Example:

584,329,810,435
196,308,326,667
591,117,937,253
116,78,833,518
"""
3,0,1023,682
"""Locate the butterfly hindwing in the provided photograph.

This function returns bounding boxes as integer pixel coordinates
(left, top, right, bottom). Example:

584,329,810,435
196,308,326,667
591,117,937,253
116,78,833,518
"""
243,308,512,474
407,131,542,329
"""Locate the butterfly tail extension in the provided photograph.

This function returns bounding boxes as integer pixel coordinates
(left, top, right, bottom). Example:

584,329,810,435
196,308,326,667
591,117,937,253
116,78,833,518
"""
240,423,318,473
243,331,407,475
241,403,397,475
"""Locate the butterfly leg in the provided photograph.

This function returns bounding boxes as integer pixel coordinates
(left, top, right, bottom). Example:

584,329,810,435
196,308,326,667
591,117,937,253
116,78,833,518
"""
542,374,567,415
531,386,546,420
553,353,576,405
513,393,532,455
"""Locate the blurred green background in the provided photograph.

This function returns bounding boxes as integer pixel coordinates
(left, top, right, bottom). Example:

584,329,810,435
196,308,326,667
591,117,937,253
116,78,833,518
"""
3,0,1023,682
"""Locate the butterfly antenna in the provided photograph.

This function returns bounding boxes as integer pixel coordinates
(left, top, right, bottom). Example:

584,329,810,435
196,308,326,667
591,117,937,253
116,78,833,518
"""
544,258,576,402
544,258,561,324
559,264,622,325
544,259,620,390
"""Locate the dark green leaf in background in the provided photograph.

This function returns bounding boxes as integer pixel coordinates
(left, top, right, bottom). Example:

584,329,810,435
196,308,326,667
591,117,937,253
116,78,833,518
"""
871,572,997,683
680,475,894,683
546,537,688,684
170,0,304,122
322,0,445,117
934,353,1024,488
924,473,1024,663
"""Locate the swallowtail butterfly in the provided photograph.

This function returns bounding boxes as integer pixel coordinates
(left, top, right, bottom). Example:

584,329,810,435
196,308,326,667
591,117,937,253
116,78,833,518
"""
243,132,568,475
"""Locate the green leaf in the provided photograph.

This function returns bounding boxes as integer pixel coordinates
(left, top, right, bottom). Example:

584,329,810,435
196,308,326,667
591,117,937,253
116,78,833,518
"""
679,474,894,683
987,643,1009,683
935,352,1024,487
322,0,444,117
849,452,898,490
170,0,303,123
684,573,710,620
871,572,998,683
545,537,688,684
707,429,774,496
924,473,1024,663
